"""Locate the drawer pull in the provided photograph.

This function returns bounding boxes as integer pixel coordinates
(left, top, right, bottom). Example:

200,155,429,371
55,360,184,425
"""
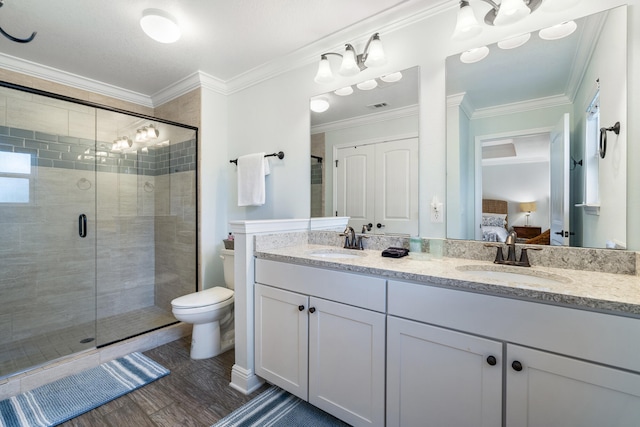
298,305,305,311
512,360,523,372
486,355,497,366
309,307,316,314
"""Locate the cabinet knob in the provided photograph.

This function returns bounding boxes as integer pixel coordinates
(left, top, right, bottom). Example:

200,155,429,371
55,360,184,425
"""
309,307,316,313
486,355,497,366
512,360,523,372
298,305,305,311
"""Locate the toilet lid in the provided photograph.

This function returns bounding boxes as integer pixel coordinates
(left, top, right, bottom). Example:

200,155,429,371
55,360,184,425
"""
171,287,233,308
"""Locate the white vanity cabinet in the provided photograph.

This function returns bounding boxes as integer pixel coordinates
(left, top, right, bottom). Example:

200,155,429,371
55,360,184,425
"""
386,316,503,427
254,259,386,427
388,280,640,427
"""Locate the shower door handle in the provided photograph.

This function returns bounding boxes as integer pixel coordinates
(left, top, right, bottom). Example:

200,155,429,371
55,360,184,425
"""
79,214,87,238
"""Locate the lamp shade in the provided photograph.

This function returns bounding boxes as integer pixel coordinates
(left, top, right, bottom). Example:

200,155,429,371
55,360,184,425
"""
494,0,531,26
339,45,360,76
140,9,181,43
452,1,482,41
363,34,386,67
314,56,334,83
520,201,537,212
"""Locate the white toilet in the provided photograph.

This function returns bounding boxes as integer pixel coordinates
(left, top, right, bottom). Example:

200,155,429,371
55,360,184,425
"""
171,248,235,359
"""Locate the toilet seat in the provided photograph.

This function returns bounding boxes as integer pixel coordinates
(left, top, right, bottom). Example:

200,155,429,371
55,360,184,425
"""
171,286,233,309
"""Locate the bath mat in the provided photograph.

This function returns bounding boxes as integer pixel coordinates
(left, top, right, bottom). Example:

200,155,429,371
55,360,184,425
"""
213,385,350,427
0,352,169,427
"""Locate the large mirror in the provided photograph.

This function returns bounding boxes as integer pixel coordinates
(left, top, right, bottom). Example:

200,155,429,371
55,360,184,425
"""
446,6,627,249
310,66,420,235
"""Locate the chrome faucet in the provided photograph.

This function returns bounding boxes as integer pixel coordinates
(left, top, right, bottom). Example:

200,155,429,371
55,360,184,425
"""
485,230,542,267
340,226,367,250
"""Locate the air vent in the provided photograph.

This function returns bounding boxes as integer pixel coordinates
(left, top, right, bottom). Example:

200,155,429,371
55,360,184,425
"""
366,102,388,109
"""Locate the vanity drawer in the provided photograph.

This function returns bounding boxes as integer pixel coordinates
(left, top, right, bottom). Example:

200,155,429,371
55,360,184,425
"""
388,280,640,373
255,259,386,312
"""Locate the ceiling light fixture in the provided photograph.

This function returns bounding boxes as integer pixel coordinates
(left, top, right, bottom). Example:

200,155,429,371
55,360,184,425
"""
356,79,378,91
310,97,330,113
314,33,387,84
334,86,354,96
452,0,543,41
380,71,403,83
140,9,181,44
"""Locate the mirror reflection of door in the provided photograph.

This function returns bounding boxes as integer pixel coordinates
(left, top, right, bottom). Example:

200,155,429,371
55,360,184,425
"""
335,138,418,235
550,113,571,245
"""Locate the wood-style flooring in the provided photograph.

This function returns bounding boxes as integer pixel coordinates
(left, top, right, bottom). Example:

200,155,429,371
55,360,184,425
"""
60,336,269,427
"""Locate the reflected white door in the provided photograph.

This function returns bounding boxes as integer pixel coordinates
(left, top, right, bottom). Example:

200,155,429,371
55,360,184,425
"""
336,144,376,230
550,113,570,246
335,138,418,235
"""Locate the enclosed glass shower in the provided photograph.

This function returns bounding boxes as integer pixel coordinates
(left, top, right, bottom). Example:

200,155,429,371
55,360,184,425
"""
0,83,197,378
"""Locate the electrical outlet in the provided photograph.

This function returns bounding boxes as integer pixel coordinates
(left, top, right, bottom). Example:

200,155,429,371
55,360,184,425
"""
431,203,443,223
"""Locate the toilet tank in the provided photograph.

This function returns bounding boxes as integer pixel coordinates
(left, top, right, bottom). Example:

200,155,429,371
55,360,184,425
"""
220,249,235,289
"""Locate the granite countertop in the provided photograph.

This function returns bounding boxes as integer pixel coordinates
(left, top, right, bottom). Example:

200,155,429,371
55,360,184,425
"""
255,244,640,318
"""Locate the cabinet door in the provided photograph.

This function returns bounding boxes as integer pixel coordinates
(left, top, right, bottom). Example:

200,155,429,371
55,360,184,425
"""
387,316,502,427
507,344,640,427
308,297,386,427
254,284,308,400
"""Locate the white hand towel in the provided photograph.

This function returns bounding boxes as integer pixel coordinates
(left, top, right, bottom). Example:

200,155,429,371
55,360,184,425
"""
237,152,268,206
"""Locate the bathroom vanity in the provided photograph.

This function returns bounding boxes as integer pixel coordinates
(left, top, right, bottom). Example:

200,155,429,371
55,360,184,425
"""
253,241,640,427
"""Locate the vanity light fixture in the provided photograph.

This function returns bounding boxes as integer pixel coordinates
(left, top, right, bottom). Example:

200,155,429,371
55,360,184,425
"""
356,79,378,91
497,32,531,49
314,33,386,83
539,20,577,40
460,46,490,63
310,97,330,113
140,9,181,44
380,71,403,83
334,86,354,96
452,0,543,41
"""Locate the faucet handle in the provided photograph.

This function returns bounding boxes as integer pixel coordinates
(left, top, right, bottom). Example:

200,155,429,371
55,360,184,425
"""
518,246,542,267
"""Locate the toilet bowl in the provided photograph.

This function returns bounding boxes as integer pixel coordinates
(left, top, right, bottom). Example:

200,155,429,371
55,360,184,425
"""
171,248,235,359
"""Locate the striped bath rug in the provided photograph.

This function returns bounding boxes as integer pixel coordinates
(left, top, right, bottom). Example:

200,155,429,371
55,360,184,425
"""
0,352,169,427
213,385,350,427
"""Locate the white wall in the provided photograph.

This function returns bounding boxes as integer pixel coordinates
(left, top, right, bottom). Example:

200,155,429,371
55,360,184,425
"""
204,0,639,249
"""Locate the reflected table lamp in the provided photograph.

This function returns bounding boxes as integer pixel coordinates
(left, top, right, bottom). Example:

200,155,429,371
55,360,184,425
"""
520,202,536,226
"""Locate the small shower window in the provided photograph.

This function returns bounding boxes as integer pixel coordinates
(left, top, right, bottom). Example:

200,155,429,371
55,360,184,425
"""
0,152,31,203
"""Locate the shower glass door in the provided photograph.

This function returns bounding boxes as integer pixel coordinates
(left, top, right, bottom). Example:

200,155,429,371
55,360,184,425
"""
0,85,97,378
0,82,198,378
94,109,197,347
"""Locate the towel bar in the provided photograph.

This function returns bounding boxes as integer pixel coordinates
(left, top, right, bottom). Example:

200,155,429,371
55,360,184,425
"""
230,151,284,165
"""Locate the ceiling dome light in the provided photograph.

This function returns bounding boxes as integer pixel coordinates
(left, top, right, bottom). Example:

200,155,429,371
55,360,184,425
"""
497,33,531,49
539,21,577,40
460,46,489,64
356,79,378,91
140,9,181,44
380,71,403,83
310,97,330,113
334,86,354,96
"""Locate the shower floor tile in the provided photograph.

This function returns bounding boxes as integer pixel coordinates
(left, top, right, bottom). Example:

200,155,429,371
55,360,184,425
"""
0,306,176,379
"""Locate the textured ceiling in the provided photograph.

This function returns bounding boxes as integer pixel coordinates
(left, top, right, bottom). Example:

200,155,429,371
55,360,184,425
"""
0,0,439,96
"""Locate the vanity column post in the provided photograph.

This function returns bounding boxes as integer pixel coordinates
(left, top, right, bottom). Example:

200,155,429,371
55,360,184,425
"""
228,219,310,394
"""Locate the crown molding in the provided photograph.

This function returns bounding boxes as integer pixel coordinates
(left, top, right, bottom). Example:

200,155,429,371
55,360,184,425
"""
0,52,153,108
311,104,418,134
0,0,451,104
471,94,572,119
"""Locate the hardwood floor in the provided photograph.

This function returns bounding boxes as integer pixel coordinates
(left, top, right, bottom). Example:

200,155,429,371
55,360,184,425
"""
60,336,269,427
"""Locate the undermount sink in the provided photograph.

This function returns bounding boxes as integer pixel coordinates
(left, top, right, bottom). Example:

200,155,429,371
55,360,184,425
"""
456,264,571,287
307,249,365,259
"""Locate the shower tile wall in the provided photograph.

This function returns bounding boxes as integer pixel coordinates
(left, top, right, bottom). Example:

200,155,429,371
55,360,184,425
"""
0,87,196,348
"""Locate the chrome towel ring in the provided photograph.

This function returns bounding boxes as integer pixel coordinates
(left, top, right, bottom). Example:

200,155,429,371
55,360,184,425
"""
599,121,620,159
